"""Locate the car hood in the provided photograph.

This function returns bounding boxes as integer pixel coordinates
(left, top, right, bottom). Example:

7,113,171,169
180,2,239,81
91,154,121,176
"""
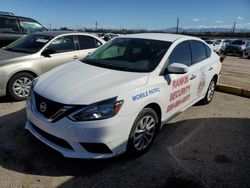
0,49,33,66
34,60,149,104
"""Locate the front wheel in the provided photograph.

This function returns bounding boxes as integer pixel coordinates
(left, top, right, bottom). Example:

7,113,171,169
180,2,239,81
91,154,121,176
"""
127,108,159,156
200,79,215,105
7,72,34,101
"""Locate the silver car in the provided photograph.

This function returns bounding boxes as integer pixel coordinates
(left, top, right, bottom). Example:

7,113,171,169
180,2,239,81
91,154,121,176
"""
0,31,105,100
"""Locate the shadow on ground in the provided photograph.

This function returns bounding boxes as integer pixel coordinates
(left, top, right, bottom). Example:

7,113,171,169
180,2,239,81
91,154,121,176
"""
0,108,249,187
0,96,17,103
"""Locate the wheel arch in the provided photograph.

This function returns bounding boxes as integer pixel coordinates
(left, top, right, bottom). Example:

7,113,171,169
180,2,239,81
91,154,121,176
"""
7,70,38,84
143,102,162,129
212,74,219,85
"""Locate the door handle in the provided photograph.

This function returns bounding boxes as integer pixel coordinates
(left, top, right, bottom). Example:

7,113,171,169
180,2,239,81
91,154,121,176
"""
209,67,213,71
190,74,196,80
73,55,79,59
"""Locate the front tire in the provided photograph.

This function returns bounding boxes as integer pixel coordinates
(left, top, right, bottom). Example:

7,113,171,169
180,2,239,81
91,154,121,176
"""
7,72,34,101
201,78,216,105
127,108,159,156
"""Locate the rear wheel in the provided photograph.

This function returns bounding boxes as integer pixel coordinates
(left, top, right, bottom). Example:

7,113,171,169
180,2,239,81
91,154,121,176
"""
7,72,34,101
200,79,215,105
127,108,159,155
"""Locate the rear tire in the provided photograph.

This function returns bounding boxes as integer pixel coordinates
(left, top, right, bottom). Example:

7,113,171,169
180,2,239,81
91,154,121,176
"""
200,78,216,105
127,108,159,156
7,72,34,101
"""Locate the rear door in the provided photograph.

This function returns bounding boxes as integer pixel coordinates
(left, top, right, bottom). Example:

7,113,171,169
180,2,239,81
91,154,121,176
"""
76,35,103,60
189,40,212,101
41,35,79,73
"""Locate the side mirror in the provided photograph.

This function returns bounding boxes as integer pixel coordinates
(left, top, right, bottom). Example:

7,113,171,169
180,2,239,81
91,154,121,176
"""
41,48,54,57
167,63,188,74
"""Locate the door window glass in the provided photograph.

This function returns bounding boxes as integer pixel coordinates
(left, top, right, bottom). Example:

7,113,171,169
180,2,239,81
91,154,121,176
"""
77,35,102,49
190,40,207,64
0,16,19,32
168,41,191,66
48,35,75,54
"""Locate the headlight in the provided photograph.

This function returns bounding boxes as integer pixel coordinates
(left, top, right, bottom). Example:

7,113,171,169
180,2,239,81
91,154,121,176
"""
68,98,123,122
27,77,38,100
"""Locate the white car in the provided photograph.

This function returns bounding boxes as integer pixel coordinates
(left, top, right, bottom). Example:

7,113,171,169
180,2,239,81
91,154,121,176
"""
205,40,222,53
244,46,250,58
26,33,222,159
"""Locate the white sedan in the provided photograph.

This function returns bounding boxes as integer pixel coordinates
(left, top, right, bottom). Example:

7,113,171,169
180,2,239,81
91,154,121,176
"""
26,33,222,159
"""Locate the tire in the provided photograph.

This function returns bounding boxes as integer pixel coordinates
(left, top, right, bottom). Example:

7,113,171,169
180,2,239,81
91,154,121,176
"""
200,78,216,105
127,108,159,156
7,72,34,101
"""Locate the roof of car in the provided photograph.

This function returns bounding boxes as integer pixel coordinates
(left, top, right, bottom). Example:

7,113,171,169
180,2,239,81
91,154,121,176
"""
34,31,93,37
121,33,197,42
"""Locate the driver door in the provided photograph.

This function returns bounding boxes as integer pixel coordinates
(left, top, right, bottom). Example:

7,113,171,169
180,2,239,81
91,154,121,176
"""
41,35,79,73
164,41,198,118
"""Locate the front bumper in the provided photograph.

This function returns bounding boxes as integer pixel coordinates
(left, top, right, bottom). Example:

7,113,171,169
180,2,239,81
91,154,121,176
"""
0,76,8,97
26,99,135,159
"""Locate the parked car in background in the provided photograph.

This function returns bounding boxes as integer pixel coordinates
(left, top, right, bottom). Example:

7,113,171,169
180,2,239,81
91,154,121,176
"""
205,40,222,54
224,39,250,56
0,31,105,100
25,33,222,159
103,33,119,41
0,11,47,47
220,39,233,54
244,45,250,58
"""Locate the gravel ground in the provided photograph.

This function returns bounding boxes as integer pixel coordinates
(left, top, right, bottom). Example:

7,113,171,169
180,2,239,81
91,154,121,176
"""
220,56,250,90
0,92,249,188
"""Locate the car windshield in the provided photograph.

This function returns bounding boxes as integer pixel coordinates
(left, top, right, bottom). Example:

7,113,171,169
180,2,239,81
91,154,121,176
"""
205,40,213,44
83,38,172,73
4,34,53,53
20,21,46,33
231,40,244,45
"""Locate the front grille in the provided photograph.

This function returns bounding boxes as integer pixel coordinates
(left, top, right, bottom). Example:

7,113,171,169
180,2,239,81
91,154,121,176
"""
31,122,73,150
34,92,64,119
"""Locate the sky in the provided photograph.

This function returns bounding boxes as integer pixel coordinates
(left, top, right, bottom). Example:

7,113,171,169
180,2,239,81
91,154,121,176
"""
1,0,250,30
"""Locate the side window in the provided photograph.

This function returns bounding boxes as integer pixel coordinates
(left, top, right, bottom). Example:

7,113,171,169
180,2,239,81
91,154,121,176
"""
0,16,19,32
204,44,212,57
47,35,75,54
190,40,207,64
168,41,191,66
77,35,101,50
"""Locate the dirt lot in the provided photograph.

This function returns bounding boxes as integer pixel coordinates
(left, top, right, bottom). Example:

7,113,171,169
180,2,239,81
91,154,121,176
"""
0,92,250,188
219,56,250,90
